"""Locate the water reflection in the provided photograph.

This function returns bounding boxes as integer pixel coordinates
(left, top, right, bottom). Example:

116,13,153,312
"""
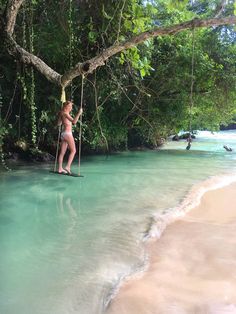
1,132,236,314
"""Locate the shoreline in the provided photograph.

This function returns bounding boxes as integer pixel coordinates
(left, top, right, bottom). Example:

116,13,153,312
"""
107,181,236,314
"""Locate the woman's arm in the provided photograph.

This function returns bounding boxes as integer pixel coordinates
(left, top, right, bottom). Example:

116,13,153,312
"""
72,108,83,125
63,108,83,125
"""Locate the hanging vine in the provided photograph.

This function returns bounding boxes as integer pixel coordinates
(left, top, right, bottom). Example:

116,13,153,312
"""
68,0,75,99
28,0,37,148
17,2,28,139
0,89,11,171
86,74,109,152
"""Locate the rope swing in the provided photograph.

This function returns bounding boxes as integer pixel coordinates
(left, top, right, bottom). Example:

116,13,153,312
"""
52,76,85,177
50,2,85,177
186,27,195,151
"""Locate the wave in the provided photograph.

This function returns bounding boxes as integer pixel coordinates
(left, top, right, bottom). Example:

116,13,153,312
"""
146,173,236,240
104,172,236,312
104,252,149,311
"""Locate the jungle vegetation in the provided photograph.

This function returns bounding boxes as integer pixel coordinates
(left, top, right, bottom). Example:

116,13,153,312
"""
0,0,235,161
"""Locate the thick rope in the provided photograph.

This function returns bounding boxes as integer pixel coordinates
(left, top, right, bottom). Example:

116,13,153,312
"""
189,27,195,133
61,87,66,103
78,75,84,175
186,27,195,150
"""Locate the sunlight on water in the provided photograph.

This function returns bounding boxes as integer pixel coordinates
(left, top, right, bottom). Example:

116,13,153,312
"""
0,131,236,314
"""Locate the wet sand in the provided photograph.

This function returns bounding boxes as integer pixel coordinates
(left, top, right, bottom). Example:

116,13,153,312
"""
107,182,236,314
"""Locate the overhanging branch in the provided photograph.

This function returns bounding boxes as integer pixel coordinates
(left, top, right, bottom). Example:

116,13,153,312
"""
61,15,236,86
4,0,61,85
2,0,236,88
6,36,61,85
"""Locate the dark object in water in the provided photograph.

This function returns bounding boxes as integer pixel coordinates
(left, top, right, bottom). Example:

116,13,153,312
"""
186,143,191,150
223,145,233,152
49,171,84,177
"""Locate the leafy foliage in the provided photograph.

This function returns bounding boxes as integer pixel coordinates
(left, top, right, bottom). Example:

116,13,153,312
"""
0,0,235,156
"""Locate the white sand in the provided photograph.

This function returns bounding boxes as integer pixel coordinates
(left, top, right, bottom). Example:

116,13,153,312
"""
107,183,236,314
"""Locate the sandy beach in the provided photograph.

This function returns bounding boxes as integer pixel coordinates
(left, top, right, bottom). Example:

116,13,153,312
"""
107,182,236,314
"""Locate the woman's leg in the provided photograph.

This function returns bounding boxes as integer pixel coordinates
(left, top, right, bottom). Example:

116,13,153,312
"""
64,135,76,173
58,140,68,173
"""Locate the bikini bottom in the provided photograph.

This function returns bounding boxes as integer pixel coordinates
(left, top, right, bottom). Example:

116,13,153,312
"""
61,131,72,140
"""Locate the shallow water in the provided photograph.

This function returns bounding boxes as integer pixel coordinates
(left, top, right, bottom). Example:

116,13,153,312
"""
0,131,236,314
107,183,236,314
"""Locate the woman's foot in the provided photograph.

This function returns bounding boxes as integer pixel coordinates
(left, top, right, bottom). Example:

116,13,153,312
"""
58,168,67,174
64,168,71,175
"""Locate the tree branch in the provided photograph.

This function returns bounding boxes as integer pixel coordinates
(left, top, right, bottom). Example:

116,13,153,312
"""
5,0,24,35
2,0,236,88
3,0,61,85
6,35,61,85
61,15,236,86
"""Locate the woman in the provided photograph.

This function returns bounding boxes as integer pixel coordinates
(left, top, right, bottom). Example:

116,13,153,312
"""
58,100,83,174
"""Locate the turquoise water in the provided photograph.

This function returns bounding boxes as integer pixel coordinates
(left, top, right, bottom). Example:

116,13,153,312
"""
0,131,236,314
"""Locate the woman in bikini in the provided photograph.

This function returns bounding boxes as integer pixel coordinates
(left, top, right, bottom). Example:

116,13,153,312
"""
58,100,83,174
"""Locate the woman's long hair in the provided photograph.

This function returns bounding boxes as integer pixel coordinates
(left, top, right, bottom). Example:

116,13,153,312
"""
57,100,73,125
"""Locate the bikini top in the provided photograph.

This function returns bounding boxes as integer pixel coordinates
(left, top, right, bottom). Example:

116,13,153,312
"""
61,113,73,133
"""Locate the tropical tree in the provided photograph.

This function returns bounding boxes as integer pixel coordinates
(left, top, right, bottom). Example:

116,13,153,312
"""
0,0,235,155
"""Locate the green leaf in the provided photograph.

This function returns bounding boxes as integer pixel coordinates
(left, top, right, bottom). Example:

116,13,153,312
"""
88,31,97,43
140,68,146,77
119,52,125,65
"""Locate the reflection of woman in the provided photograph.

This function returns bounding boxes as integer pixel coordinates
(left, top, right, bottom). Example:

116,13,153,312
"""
58,193,77,219
57,101,83,174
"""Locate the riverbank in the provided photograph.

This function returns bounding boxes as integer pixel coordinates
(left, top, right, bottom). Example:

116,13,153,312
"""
107,182,236,314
